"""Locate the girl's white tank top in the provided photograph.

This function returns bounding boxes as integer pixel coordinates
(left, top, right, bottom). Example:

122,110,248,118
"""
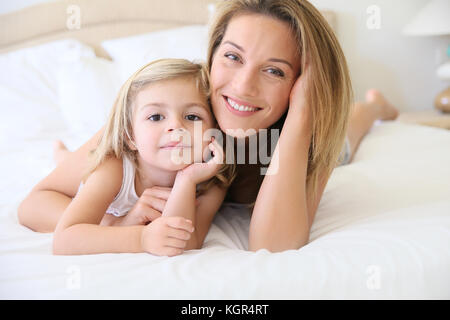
77,156,138,217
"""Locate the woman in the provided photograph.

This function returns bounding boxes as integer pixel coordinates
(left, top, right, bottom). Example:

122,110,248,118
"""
18,0,398,252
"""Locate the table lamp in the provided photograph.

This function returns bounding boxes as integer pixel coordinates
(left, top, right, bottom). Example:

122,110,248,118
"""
403,0,450,113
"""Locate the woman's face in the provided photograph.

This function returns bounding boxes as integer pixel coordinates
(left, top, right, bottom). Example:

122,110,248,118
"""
210,13,301,137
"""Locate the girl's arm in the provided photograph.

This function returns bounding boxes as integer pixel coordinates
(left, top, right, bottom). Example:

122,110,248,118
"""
162,174,226,250
53,156,144,255
54,155,195,256
162,139,226,250
249,71,330,253
18,128,105,232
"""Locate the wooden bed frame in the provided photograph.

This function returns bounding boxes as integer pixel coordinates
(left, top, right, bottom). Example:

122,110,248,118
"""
0,0,335,59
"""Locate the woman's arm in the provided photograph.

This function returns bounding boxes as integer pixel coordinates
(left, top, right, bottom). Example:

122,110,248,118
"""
192,185,226,248
18,128,105,232
249,71,329,252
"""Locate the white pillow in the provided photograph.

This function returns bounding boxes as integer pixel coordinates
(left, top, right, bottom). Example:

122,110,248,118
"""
101,25,209,82
0,39,96,143
57,56,122,142
0,39,96,108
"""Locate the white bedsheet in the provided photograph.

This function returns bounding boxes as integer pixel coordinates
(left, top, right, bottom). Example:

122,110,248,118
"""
1,41,449,300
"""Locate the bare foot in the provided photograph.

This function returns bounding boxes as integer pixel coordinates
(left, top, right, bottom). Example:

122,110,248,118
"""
365,89,399,121
53,140,70,164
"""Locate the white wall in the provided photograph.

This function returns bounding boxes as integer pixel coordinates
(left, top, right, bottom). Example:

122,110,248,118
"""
1,0,449,111
311,0,450,111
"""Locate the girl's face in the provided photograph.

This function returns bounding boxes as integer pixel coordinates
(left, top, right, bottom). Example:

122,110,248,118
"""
131,77,215,172
210,13,301,137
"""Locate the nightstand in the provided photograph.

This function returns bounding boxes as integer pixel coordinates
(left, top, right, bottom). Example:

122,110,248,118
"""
397,110,450,130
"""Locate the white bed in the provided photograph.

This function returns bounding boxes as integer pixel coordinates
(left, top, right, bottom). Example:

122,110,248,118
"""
0,0,449,300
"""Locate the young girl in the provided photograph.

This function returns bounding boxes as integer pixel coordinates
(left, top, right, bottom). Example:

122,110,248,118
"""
53,59,235,256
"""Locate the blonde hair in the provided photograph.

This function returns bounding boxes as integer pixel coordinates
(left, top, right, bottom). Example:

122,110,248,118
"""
86,58,236,192
207,0,353,198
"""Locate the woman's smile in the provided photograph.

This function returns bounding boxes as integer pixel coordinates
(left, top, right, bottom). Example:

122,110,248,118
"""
223,95,262,116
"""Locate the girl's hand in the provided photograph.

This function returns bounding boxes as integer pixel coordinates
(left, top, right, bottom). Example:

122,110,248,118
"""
121,186,172,225
140,216,195,256
178,138,224,185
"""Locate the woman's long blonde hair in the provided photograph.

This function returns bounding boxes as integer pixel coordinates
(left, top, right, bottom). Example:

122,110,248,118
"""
207,0,353,197
86,58,236,192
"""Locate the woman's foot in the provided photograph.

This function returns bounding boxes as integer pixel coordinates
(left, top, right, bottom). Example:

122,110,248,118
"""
365,89,399,121
53,140,70,164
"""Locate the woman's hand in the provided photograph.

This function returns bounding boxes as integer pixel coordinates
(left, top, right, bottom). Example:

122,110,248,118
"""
177,138,224,185
287,65,313,132
140,216,195,256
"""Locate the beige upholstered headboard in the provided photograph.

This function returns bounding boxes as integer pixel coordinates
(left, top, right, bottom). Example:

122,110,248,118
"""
0,0,335,59
0,0,218,58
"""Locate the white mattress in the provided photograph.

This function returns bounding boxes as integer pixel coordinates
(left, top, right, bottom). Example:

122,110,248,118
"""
1,39,449,299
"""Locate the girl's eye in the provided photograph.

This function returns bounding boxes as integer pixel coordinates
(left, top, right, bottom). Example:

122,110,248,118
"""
224,53,241,62
266,68,285,78
148,114,164,121
186,114,201,121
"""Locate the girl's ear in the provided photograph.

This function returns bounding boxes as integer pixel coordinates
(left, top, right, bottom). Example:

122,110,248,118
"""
128,139,138,151
125,129,138,150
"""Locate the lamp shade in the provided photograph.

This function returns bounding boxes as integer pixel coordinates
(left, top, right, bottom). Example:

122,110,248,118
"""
437,61,450,80
403,0,450,36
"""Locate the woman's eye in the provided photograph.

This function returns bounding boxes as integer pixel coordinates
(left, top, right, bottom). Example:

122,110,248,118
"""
224,53,240,62
186,114,201,121
148,114,164,121
266,68,285,78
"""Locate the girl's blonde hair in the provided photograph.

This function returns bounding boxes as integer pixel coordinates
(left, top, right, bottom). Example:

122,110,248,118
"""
87,58,236,192
207,0,353,198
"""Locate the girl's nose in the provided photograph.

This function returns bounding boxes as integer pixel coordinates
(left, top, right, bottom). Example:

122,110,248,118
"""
232,66,259,97
166,117,186,133
168,127,186,132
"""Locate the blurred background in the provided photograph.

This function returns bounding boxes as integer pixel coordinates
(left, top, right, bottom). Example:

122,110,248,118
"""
309,0,449,112
0,0,449,112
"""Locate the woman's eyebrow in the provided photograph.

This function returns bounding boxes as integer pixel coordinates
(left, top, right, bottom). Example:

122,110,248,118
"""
222,40,293,70
223,40,245,52
267,58,293,70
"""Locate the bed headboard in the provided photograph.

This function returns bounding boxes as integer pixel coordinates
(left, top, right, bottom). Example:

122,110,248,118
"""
0,0,335,59
0,0,217,58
